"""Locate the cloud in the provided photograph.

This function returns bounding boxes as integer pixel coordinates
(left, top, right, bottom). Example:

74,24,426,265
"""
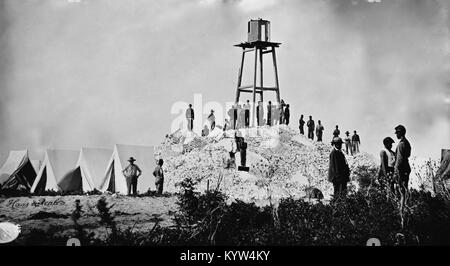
238,0,278,12
0,0,448,164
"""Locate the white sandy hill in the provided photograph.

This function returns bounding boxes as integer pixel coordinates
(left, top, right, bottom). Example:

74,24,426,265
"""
155,125,378,205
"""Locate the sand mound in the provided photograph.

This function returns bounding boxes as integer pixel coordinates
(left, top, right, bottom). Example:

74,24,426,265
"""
155,125,378,204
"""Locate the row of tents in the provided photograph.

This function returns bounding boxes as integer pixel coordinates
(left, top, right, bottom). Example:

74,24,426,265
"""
0,144,157,195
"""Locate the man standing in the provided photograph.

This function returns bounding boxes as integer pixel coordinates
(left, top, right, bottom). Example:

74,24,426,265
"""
233,103,239,129
299,115,305,135
207,109,216,130
271,104,278,125
276,104,281,125
378,137,396,192
394,125,411,208
208,110,216,131
344,131,353,156
315,120,324,142
122,157,142,196
307,116,315,140
267,101,272,126
256,101,264,126
228,106,235,130
153,159,164,195
244,100,251,128
185,104,194,131
328,137,350,199
352,130,361,154
284,104,290,125
237,104,245,129
333,125,340,138
279,99,286,124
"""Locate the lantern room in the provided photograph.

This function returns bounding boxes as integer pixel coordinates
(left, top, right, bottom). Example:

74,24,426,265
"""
247,19,271,43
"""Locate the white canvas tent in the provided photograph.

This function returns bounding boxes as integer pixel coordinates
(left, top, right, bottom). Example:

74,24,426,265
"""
0,150,37,191
75,147,113,192
30,149,86,194
100,144,156,194
30,160,41,174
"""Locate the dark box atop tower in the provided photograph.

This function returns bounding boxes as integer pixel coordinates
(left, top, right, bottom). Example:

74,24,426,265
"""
248,19,271,43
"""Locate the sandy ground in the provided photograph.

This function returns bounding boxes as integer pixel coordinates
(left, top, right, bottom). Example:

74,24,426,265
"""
0,194,179,243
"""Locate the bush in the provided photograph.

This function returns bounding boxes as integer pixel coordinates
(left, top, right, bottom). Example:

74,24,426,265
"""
217,201,273,245
171,181,450,246
20,226,69,246
0,188,31,197
173,177,227,245
28,211,69,220
404,190,450,245
352,165,378,191
14,175,450,246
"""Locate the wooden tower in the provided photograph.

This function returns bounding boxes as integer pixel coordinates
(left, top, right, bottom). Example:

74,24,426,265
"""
234,19,281,126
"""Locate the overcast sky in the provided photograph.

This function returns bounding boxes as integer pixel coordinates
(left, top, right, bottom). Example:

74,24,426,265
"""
0,0,449,164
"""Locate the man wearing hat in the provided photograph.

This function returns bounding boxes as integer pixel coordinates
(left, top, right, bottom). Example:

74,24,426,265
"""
344,131,353,155
394,125,411,203
256,101,264,126
299,114,305,135
378,137,396,192
237,103,244,129
307,116,315,140
207,109,216,130
244,100,251,128
186,104,195,131
267,101,272,126
284,104,290,125
328,137,350,199
279,100,285,125
315,120,324,142
333,125,340,138
122,157,142,196
352,130,361,154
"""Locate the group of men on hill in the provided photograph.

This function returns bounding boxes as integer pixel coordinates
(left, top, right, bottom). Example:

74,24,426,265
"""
185,101,292,134
328,124,412,205
299,116,361,154
335,126,361,156
299,115,325,142
261,100,291,127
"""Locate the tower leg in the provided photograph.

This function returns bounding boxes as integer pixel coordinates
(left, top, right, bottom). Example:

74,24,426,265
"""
272,48,281,103
259,47,264,102
252,47,258,127
235,49,245,103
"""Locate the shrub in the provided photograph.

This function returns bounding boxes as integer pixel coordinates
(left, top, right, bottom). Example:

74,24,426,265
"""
403,190,450,245
352,165,378,191
137,190,173,198
13,174,450,246
216,201,273,245
0,188,30,197
20,226,68,246
71,199,95,244
28,211,68,220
